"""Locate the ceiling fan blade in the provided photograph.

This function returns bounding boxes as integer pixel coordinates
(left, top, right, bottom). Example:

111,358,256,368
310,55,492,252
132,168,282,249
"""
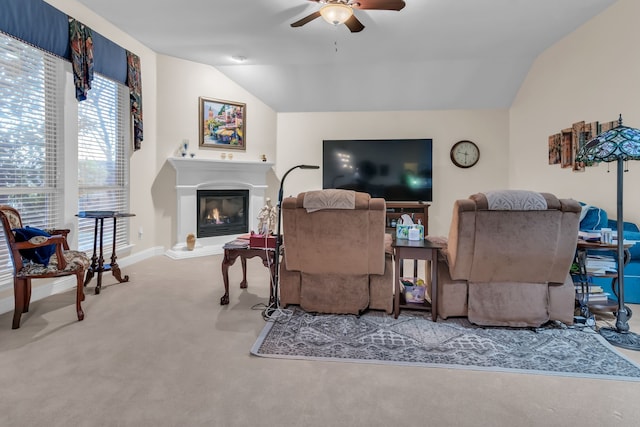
354,0,406,11
344,15,365,33
291,11,322,27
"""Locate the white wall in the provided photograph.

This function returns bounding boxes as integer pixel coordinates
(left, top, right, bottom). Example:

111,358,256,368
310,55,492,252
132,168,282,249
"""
7,0,631,312
154,56,277,164
510,0,640,224
154,55,278,249
45,0,640,248
276,110,509,236
44,1,279,254
0,0,279,312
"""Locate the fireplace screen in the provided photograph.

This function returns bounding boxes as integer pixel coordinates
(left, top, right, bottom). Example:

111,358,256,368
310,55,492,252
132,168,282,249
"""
197,190,249,238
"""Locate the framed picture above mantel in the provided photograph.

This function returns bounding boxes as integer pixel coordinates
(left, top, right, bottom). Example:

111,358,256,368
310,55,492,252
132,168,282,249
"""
199,97,246,150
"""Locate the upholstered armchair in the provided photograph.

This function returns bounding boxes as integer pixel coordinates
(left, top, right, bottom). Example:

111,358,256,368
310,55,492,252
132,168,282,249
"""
0,205,90,329
279,190,393,314
432,191,580,327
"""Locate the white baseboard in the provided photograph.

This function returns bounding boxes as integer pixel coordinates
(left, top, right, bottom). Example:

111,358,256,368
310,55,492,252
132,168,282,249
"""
165,243,224,259
0,246,165,316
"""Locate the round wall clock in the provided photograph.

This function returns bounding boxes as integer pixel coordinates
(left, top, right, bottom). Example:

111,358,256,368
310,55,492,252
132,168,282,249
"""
450,140,480,168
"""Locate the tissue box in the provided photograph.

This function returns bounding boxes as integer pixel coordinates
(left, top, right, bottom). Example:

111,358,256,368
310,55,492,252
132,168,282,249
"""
396,224,424,240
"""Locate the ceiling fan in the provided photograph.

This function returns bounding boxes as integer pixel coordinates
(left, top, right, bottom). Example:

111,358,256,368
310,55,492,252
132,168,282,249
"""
290,0,406,33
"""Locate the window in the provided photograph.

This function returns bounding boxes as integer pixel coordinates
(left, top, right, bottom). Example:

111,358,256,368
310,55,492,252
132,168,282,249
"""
0,33,64,284
0,32,131,288
77,75,130,252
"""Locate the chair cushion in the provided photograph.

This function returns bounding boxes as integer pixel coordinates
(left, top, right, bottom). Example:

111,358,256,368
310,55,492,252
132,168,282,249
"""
16,250,90,277
12,226,56,266
483,190,548,210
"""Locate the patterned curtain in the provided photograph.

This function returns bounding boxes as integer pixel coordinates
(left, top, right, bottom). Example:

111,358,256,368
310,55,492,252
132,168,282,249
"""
68,18,93,101
126,51,143,150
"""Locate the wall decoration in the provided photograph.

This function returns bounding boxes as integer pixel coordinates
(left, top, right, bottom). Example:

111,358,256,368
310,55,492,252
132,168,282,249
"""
549,118,619,172
548,133,561,165
560,128,573,168
600,120,617,133
583,121,599,167
199,97,246,150
572,121,585,172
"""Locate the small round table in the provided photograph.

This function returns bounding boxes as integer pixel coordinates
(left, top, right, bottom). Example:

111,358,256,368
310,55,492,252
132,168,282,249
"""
76,211,135,294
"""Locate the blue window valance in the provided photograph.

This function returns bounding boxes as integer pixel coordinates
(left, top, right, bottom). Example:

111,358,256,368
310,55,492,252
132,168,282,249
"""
0,0,70,58
92,31,128,84
0,0,128,84
0,0,142,148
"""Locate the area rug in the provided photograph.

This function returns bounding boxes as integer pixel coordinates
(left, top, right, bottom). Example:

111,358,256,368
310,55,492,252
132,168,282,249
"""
251,308,640,381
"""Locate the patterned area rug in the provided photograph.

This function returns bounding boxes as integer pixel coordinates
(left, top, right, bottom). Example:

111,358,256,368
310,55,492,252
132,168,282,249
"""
251,308,640,381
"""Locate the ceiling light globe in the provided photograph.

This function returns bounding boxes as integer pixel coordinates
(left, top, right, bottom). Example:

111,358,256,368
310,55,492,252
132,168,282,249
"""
320,4,353,26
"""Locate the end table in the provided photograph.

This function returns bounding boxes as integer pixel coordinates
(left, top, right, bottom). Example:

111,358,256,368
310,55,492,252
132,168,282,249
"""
392,238,442,321
220,241,277,306
77,211,135,294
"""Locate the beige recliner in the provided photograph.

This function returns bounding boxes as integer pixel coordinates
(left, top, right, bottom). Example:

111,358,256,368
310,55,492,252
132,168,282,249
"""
279,190,393,314
433,190,580,327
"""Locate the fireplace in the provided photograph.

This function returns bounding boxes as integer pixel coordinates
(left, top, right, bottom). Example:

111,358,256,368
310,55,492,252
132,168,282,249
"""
167,157,274,259
197,190,249,238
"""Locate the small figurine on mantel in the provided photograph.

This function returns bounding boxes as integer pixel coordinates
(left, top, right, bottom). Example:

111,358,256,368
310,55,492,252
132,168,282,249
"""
186,233,196,251
178,139,189,157
257,198,278,235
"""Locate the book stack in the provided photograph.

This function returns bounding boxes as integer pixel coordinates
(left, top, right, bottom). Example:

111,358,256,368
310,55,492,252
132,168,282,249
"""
575,284,610,303
585,254,616,275
222,238,249,250
578,231,601,242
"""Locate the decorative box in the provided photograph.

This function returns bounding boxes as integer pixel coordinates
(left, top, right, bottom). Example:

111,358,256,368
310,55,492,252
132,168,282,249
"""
249,233,276,249
401,277,426,303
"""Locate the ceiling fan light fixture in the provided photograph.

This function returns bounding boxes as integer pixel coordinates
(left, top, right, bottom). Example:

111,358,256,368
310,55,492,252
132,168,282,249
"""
319,4,353,26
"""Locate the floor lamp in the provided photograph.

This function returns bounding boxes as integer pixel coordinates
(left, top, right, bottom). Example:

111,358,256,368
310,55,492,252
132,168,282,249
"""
263,164,319,318
575,114,640,350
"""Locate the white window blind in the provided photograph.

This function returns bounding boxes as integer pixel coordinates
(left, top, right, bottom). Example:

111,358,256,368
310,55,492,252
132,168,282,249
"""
77,74,130,253
0,33,64,285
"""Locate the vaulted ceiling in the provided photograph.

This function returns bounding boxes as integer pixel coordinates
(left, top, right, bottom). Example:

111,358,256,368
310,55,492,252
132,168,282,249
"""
77,0,617,112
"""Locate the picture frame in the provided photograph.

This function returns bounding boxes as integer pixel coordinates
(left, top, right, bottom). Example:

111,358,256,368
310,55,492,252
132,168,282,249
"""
548,133,561,165
571,121,585,172
560,128,573,168
199,97,246,150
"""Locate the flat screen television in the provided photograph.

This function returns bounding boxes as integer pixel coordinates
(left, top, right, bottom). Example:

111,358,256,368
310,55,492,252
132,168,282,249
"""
322,139,433,202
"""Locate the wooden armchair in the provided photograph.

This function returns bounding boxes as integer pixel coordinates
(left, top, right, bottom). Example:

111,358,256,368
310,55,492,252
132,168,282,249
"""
0,205,90,329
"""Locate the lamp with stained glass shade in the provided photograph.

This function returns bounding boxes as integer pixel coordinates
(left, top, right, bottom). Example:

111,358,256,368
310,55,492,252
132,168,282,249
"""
575,114,640,350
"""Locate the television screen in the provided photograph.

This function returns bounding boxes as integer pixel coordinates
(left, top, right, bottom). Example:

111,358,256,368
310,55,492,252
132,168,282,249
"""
323,139,433,202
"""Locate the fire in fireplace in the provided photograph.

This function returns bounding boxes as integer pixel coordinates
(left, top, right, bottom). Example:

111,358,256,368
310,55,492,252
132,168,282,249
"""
197,190,249,238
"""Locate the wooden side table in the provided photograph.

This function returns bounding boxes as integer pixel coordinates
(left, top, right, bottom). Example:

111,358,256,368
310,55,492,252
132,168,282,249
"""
76,211,135,294
220,246,277,306
393,238,442,321
575,239,631,317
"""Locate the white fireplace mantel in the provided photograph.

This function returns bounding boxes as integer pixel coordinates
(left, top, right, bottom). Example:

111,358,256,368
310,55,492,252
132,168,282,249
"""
166,157,274,259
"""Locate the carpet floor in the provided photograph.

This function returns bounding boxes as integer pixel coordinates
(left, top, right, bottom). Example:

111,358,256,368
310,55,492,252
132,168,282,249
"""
3,255,640,426
252,308,640,381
